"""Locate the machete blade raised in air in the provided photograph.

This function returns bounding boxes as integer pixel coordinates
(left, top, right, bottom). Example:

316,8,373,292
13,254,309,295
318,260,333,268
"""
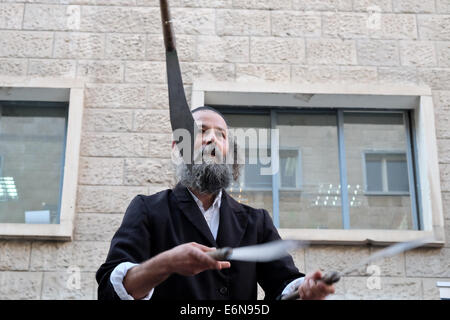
160,0,198,170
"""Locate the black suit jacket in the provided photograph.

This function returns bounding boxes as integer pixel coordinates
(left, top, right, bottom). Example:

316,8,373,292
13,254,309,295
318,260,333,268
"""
96,183,303,300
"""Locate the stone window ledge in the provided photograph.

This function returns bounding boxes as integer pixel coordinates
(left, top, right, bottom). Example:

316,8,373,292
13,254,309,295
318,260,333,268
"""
279,229,444,247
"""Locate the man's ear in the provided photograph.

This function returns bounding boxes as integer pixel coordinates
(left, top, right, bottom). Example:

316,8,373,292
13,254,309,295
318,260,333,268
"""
171,141,183,166
171,140,180,155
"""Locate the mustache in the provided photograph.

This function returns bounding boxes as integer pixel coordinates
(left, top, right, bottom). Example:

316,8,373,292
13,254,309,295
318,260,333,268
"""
194,143,224,163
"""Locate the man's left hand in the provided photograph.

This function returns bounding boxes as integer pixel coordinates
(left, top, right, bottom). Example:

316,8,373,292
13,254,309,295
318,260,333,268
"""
297,270,335,300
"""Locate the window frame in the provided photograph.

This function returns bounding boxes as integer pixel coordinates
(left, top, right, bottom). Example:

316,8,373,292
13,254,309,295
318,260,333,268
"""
191,81,445,246
0,77,84,241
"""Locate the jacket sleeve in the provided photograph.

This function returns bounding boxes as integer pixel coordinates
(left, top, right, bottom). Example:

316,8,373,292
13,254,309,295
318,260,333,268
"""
256,209,305,300
95,195,152,300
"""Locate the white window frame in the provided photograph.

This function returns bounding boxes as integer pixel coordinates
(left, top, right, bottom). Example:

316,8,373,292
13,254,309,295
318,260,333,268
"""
191,80,445,247
0,77,84,241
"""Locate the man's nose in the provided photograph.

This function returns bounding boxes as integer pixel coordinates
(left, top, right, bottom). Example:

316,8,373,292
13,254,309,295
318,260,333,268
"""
203,130,216,145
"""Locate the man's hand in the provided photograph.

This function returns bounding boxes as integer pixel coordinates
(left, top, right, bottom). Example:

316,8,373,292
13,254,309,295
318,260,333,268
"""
297,270,335,300
165,242,231,276
123,242,230,299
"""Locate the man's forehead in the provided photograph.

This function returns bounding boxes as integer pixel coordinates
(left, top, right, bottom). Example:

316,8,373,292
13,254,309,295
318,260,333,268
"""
192,110,228,130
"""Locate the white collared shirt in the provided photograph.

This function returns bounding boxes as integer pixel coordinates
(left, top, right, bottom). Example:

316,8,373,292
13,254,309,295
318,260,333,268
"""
187,188,222,240
109,189,303,300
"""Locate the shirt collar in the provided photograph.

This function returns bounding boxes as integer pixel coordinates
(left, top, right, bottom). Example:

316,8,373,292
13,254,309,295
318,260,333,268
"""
187,188,222,212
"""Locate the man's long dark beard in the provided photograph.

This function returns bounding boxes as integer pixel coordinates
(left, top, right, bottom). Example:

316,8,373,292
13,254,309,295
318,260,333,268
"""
176,161,233,195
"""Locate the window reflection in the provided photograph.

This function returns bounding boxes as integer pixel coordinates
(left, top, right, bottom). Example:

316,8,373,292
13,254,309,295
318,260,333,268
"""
218,108,419,231
344,112,414,230
0,101,67,224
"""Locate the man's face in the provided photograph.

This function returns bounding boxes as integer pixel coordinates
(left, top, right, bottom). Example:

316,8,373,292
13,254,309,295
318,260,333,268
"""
192,110,229,164
173,109,233,194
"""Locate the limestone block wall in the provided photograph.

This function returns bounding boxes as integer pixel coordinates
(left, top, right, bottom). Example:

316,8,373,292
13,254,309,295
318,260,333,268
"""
0,0,449,299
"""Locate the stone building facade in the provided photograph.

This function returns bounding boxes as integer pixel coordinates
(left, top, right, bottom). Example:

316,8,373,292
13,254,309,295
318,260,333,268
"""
0,0,449,299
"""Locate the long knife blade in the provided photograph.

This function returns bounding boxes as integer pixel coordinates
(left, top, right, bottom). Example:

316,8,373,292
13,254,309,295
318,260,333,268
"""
160,0,197,170
208,239,309,262
230,239,308,262
281,236,434,300
338,236,434,277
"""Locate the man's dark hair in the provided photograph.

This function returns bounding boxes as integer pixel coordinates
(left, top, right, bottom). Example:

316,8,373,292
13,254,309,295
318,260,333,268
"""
191,105,229,126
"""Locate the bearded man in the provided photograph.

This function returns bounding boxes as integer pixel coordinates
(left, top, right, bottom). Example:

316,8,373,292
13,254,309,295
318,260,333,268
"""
96,106,335,300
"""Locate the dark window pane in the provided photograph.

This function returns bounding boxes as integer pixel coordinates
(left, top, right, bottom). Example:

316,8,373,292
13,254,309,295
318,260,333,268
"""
221,108,418,231
220,113,274,217
277,113,341,229
366,160,383,192
244,163,272,189
387,159,409,192
344,112,414,230
0,101,67,224
280,149,299,188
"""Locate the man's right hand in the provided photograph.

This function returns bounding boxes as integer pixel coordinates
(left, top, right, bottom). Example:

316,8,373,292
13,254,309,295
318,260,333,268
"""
123,242,231,299
165,242,231,276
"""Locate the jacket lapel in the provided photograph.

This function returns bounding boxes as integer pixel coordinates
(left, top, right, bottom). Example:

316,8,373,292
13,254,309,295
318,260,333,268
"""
216,190,248,249
172,183,217,247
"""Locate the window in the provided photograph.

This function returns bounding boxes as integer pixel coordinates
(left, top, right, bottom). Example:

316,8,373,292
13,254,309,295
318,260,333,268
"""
226,114,273,211
222,109,347,229
0,80,84,240
0,101,68,224
216,108,420,231
364,152,409,194
192,81,445,245
239,148,301,190
343,111,418,230
242,147,272,190
279,149,301,190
